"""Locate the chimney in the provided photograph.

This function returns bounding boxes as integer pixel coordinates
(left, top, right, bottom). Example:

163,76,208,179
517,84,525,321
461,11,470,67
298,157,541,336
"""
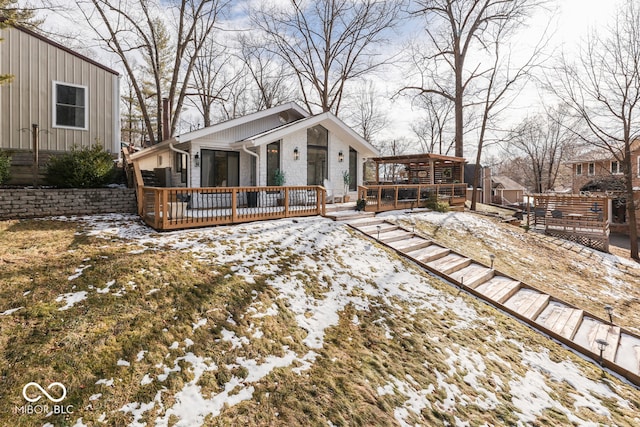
162,97,170,141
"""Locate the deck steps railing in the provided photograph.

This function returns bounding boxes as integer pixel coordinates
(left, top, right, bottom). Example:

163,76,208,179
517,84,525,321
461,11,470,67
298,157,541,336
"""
347,216,640,387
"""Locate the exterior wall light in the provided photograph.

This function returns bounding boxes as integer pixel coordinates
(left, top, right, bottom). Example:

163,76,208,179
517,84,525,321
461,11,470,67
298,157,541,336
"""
338,150,344,162
294,147,299,160
194,152,200,167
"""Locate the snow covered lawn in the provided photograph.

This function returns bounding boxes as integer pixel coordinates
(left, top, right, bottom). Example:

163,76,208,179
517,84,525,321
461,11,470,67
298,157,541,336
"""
0,213,639,426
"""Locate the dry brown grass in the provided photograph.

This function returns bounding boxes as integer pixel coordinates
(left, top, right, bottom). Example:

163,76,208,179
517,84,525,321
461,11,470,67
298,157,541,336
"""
397,212,640,332
1,216,640,426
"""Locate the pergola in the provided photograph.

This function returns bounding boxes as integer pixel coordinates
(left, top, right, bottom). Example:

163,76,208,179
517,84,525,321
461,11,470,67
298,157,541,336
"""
369,153,466,185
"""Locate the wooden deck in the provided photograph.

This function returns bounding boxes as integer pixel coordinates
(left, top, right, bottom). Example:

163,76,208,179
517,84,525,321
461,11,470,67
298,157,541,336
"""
357,183,467,213
140,186,326,230
527,194,611,252
347,216,640,387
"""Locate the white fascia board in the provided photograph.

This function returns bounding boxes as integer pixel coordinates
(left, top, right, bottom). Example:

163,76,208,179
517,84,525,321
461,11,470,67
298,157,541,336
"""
176,102,309,143
234,112,380,158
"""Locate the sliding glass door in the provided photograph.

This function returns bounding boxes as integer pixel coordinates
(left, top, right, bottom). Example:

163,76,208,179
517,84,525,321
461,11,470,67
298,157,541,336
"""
201,150,239,187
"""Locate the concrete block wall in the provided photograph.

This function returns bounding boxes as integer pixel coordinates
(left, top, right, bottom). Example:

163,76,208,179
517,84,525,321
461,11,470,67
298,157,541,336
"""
0,188,137,220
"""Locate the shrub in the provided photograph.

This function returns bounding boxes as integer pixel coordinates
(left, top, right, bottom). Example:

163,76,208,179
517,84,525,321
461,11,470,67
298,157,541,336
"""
46,145,115,188
355,198,366,211
425,193,449,212
0,152,11,185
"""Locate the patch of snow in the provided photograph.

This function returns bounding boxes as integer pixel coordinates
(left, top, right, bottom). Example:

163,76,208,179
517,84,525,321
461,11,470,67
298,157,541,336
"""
136,350,147,362
192,318,207,330
97,280,116,294
55,291,88,311
117,359,130,367
68,265,91,281
220,328,249,350
1,306,24,315
95,378,114,387
89,393,102,401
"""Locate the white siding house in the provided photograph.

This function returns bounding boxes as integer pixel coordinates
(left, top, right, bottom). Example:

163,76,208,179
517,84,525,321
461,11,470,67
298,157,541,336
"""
130,103,379,197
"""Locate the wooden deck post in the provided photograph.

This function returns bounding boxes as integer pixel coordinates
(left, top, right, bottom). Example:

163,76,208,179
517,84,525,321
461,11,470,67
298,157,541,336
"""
284,187,290,217
231,189,238,223
161,188,168,230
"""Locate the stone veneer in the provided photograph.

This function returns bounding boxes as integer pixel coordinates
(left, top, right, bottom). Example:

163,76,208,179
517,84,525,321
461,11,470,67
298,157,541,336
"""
0,187,137,220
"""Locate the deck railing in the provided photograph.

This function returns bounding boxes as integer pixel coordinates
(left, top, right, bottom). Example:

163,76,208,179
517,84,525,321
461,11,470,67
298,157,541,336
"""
141,186,326,230
527,193,611,252
357,183,467,212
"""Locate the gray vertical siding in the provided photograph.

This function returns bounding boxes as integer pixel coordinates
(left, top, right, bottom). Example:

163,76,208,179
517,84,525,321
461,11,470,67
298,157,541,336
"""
0,26,118,153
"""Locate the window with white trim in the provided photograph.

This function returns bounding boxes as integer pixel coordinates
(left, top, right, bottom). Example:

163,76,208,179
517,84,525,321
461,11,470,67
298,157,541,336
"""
588,162,595,176
576,164,582,176
611,160,622,174
53,81,88,130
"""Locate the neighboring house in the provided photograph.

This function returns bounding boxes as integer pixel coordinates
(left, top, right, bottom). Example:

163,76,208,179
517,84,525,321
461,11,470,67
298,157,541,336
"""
491,175,526,206
129,102,379,195
566,140,640,232
0,21,120,184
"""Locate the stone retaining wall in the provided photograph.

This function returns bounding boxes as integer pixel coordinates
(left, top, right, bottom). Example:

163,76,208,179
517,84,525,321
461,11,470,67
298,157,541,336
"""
0,188,137,220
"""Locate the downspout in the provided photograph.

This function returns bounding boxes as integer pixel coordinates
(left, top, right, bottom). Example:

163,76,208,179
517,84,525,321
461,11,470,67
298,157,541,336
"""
242,143,259,186
169,142,190,187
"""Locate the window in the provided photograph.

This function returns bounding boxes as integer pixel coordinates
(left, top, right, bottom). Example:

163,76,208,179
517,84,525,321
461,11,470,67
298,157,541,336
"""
307,125,328,185
175,152,187,183
576,164,582,176
201,150,239,187
53,81,87,129
611,160,622,175
266,141,281,186
588,163,595,176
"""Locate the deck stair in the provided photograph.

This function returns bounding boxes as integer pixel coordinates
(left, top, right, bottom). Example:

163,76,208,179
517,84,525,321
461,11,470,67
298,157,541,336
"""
346,216,640,388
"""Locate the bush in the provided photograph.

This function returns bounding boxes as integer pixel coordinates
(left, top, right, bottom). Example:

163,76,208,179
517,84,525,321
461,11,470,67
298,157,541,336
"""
0,152,11,185
425,193,449,212
46,145,115,188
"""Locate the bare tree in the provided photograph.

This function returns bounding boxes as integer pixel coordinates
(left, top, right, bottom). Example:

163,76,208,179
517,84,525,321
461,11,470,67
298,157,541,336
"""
410,93,454,155
187,41,239,128
550,0,640,260
345,80,389,145
238,34,297,111
403,0,543,158
504,106,579,194
251,0,403,116
79,0,228,144
467,9,548,210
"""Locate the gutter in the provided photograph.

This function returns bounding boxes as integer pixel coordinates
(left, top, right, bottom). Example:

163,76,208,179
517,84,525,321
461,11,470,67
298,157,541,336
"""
169,142,191,186
242,143,260,186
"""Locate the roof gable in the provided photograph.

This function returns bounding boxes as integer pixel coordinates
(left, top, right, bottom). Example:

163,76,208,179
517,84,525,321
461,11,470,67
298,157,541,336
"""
233,112,379,158
176,102,309,144
5,23,119,75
